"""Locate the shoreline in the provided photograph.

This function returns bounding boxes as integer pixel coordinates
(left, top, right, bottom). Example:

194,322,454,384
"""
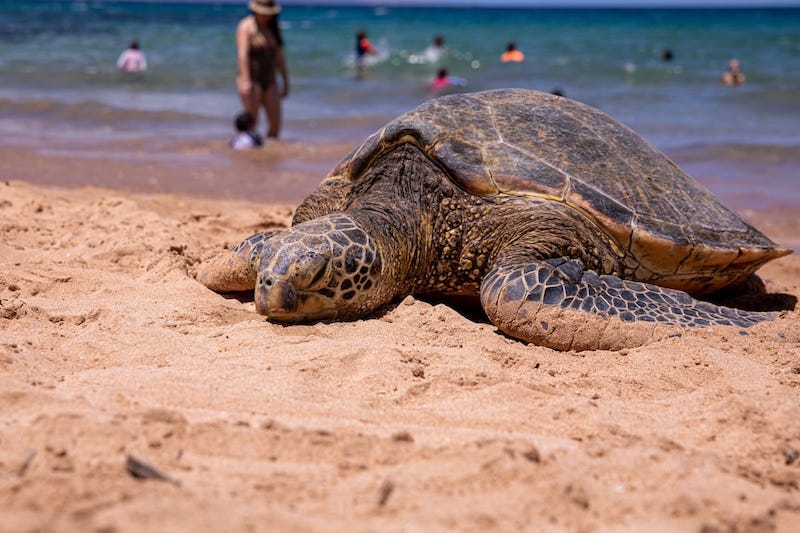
0,138,349,205
2,93,800,212
2,127,799,250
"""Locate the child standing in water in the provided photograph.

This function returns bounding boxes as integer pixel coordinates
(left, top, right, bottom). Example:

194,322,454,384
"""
230,112,263,150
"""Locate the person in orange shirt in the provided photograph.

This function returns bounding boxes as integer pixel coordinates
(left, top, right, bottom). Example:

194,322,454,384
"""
501,42,525,63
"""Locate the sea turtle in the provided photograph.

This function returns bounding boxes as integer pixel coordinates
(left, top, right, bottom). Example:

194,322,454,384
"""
198,89,791,351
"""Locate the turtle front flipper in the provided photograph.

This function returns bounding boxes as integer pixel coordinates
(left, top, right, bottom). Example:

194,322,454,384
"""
480,257,774,351
197,231,281,292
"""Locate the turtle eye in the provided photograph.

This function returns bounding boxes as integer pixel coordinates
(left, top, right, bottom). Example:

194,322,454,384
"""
293,253,331,290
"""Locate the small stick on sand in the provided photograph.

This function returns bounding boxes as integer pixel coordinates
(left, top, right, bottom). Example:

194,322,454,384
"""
125,454,181,486
377,478,394,507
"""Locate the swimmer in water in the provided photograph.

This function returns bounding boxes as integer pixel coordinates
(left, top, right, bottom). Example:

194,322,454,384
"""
355,30,377,78
117,40,147,72
501,42,525,63
428,68,466,94
721,58,746,87
422,34,445,63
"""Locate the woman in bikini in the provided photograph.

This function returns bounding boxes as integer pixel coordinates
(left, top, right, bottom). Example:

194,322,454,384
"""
236,0,289,139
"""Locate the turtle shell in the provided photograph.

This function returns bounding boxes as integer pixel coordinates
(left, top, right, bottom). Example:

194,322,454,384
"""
329,89,789,292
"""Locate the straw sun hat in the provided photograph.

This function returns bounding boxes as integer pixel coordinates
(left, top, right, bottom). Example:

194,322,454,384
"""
248,0,281,16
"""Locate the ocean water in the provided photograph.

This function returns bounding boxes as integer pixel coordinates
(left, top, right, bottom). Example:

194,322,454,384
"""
1,1,799,207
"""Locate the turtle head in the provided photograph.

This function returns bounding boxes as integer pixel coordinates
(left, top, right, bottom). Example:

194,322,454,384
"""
254,214,386,323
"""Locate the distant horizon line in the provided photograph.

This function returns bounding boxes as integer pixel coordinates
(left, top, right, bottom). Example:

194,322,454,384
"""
96,0,800,8
283,1,800,6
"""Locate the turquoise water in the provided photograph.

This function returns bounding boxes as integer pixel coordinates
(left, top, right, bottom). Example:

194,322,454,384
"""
1,1,799,205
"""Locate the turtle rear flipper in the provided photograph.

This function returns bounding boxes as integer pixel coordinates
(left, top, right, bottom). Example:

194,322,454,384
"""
480,257,774,351
197,231,280,292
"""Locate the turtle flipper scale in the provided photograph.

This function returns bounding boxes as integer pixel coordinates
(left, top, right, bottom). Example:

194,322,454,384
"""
480,257,774,351
197,230,281,292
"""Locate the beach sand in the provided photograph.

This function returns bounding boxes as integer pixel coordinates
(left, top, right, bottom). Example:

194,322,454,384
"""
2,140,800,532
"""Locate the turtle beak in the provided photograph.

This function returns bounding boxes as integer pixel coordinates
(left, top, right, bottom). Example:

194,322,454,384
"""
255,276,297,318
255,275,338,323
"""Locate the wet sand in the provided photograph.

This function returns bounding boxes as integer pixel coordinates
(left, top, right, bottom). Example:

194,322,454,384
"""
0,136,348,205
1,136,800,531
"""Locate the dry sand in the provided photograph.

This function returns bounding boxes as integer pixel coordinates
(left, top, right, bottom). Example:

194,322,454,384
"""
2,144,800,531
